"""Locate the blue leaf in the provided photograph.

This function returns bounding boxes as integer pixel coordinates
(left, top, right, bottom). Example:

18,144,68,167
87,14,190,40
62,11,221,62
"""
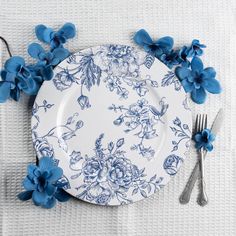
140,190,147,198
108,142,114,152
61,131,76,140
116,138,124,148
75,120,84,129
132,188,138,195
149,174,157,182
77,55,101,91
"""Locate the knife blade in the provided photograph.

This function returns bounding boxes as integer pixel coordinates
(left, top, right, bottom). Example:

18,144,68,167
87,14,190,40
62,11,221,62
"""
210,108,224,135
179,108,224,204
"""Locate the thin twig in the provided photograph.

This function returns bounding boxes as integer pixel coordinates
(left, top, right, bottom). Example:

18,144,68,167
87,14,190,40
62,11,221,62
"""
0,36,12,57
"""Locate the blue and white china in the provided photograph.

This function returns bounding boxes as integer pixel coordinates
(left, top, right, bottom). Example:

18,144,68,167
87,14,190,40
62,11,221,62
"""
31,44,192,206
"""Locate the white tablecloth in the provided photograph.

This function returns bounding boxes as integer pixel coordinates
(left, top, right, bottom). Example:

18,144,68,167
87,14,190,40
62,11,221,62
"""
0,0,236,235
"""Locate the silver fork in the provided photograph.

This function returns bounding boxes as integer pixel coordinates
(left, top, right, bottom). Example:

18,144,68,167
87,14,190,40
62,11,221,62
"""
196,114,208,206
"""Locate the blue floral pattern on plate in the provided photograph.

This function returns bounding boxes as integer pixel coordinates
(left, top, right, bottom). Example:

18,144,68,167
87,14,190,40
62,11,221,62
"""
109,98,168,160
31,44,192,206
69,134,163,205
53,45,157,109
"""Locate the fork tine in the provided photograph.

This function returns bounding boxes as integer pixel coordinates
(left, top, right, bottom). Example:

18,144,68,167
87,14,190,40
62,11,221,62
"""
195,114,199,133
198,114,202,132
200,114,203,131
201,114,205,131
205,114,207,129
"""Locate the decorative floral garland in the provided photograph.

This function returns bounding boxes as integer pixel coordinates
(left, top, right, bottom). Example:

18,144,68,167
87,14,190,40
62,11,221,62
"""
0,24,220,208
0,23,75,102
133,29,222,104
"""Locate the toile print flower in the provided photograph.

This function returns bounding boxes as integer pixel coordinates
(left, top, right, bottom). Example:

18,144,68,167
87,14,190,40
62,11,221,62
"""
74,134,163,205
34,138,54,158
109,98,168,159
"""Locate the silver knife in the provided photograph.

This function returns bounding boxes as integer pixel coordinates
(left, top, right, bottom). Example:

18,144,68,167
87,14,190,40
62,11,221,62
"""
179,108,224,204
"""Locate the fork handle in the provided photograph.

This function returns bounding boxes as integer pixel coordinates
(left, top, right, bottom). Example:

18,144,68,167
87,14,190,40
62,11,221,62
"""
179,160,200,204
197,150,208,206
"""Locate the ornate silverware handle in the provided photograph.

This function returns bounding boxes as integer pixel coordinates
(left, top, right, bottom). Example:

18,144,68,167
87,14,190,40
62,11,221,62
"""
179,160,200,204
197,150,208,206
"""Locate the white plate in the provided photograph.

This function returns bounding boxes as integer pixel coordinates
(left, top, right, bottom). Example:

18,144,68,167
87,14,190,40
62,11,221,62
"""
31,45,192,206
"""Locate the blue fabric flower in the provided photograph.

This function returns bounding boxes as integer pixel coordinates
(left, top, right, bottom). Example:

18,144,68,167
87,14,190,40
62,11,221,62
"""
177,46,190,67
0,56,42,102
28,43,69,80
187,39,206,57
35,23,76,49
194,128,215,151
175,57,222,104
18,156,70,209
133,29,174,58
0,70,20,102
159,50,180,69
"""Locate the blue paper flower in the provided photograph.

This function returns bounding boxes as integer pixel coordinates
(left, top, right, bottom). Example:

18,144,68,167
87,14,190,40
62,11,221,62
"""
187,39,206,57
177,46,190,67
194,128,215,151
133,29,174,58
35,23,76,49
159,50,180,69
0,70,20,102
175,57,221,104
2,56,42,98
28,43,69,80
18,156,70,209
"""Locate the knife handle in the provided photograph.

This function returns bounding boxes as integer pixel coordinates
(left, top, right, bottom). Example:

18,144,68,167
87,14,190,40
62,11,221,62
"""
179,160,200,204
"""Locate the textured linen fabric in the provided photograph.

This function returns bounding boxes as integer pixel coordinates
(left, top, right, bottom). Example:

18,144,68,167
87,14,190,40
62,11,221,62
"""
0,0,235,235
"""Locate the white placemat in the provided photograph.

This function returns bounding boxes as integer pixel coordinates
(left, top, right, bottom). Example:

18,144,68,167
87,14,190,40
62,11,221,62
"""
0,0,235,235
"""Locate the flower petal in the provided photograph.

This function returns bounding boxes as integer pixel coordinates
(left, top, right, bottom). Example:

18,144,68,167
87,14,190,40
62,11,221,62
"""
58,23,76,39
23,176,36,190
133,29,153,47
0,81,11,103
28,43,45,59
48,167,63,182
5,56,25,73
45,184,57,196
10,87,20,101
54,188,71,202
32,190,48,205
52,48,70,62
195,142,202,150
43,28,54,43
35,24,47,42
191,87,207,104
206,143,213,152
43,196,56,209
181,79,194,93
201,67,216,79
194,133,202,142
18,190,33,201
191,57,203,74
39,157,54,172
175,67,191,81
41,66,54,81
27,164,37,176
18,76,40,95
156,36,174,51
204,78,222,94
